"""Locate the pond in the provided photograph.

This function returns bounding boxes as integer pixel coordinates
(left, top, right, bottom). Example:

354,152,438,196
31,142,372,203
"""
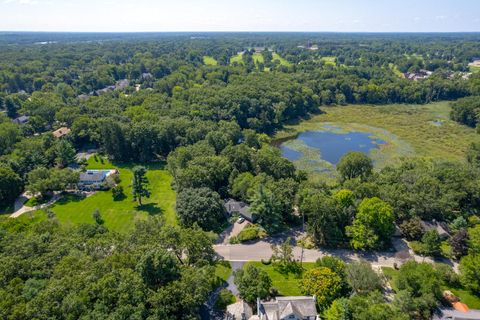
280,130,386,165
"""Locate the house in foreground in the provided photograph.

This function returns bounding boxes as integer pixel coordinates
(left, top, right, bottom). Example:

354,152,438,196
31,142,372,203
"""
224,199,257,222
433,308,480,320
226,301,253,320
78,169,118,190
250,296,319,320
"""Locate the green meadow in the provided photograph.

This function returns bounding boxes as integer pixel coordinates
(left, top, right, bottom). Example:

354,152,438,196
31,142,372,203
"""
19,157,177,233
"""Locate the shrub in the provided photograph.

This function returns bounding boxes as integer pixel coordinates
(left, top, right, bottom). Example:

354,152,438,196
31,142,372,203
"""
215,289,236,310
236,225,266,242
400,218,424,241
112,186,124,200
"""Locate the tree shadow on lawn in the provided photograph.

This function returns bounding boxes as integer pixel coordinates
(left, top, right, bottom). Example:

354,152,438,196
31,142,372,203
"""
55,194,85,205
111,160,167,171
273,262,305,279
136,203,163,216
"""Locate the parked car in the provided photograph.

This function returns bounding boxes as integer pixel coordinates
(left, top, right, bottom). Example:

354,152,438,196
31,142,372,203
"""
237,217,245,224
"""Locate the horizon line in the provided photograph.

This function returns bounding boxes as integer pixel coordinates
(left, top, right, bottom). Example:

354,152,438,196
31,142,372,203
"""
1,30,480,34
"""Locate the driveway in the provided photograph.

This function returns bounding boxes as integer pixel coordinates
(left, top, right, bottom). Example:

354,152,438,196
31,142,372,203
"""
217,221,250,245
10,193,63,218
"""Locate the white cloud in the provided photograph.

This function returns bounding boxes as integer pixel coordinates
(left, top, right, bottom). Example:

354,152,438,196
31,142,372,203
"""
3,0,39,4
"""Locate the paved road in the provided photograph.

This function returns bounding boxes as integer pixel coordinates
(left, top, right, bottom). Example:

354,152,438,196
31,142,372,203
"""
214,235,459,270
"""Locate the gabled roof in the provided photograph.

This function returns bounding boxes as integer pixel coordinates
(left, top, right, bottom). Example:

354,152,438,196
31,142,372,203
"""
421,220,450,237
52,127,71,138
225,199,256,221
259,296,317,320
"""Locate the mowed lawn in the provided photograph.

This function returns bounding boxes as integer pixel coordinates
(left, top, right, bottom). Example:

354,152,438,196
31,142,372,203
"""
21,157,177,233
203,55,218,66
246,262,316,296
321,56,336,66
272,52,291,67
230,53,244,64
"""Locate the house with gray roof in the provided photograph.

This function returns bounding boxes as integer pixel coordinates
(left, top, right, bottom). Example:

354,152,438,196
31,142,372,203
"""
78,169,118,190
433,308,480,320
253,296,319,320
225,199,257,222
421,220,450,239
225,301,253,320
12,115,29,125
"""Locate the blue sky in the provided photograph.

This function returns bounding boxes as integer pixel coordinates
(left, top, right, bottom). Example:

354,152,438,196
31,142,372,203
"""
1,0,479,32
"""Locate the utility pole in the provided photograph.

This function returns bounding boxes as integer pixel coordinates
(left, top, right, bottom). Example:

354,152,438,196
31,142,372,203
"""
300,207,304,267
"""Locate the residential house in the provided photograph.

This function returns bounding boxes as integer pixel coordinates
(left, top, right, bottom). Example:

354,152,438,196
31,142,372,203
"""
12,115,29,125
225,199,257,222
52,127,71,138
404,69,433,81
226,301,253,320
421,220,450,239
115,79,130,90
433,308,480,320
78,169,118,190
252,296,319,320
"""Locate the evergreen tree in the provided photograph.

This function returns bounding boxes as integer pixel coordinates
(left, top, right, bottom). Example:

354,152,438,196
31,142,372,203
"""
132,166,150,205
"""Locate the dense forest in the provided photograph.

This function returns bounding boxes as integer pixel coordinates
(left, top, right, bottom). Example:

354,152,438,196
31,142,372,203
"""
1,33,480,319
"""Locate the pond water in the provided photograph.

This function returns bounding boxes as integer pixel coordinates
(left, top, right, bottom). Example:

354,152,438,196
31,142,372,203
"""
280,130,386,165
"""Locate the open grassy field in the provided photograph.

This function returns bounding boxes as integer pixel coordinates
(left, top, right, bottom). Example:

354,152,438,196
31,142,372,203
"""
321,56,336,66
19,157,177,233
230,53,244,65
203,56,218,66
276,102,479,171
382,267,480,309
272,52,292,67
252,52,264,65
470,65,480,73
388,63,404,78
246,262,315,296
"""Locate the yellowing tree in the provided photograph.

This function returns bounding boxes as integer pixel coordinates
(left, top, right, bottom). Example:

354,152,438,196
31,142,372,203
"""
301,267,342,309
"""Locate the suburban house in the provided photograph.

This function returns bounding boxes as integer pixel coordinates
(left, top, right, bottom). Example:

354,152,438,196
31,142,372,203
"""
78,169,118,190
52,127,71,138
226,301,253,320
115,79,130,90
250,296,319,320
404,69,433,81
433,308,480,320
421,220,450,239
225,199,257,222
12,115,29,125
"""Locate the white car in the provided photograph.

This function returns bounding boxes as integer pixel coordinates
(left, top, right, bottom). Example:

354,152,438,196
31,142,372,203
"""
237,217,245,224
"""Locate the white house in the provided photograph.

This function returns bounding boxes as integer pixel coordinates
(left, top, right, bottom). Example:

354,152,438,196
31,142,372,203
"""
78,169,118,190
